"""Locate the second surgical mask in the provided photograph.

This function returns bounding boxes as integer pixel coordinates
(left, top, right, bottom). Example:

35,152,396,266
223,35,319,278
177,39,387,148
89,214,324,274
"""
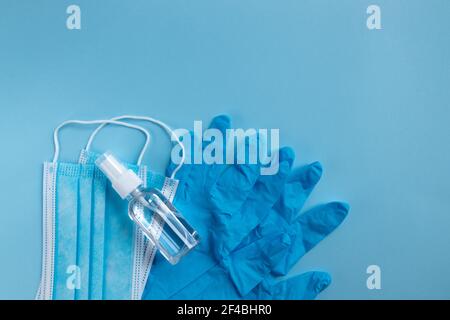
37,116,187,299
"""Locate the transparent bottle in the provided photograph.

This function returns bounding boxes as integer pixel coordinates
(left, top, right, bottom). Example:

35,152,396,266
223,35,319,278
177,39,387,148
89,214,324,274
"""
96,152,199,265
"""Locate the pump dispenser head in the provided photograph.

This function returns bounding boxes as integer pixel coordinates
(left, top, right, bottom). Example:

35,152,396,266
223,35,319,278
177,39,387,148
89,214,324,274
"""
95,152,142,199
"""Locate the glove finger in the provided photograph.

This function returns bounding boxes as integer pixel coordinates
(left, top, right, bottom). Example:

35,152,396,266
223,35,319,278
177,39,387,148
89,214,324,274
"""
208,114,231,133
249,271,331,300
212,147,294,259
283,271,332,300
202,114,232,162
168,115,232,192
167,113,231,178
201,114,232,184
273,201,350,276
273,161,323,223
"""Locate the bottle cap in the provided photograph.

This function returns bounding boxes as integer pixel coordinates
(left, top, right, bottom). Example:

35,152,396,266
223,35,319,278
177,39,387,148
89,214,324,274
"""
95,152,143,199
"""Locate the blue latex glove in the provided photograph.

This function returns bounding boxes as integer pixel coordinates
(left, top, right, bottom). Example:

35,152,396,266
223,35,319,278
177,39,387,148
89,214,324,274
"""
144,115,295,299
168,162,349,299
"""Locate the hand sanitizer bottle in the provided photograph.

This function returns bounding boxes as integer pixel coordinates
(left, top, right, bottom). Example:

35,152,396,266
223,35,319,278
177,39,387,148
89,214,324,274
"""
96,151,199,265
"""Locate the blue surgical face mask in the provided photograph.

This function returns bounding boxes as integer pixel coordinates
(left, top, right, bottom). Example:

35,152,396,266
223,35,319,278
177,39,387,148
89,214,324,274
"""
36,118,182,300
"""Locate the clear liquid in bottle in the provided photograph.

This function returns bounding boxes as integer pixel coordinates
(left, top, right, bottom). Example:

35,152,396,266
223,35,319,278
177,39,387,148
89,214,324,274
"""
128,188,199,264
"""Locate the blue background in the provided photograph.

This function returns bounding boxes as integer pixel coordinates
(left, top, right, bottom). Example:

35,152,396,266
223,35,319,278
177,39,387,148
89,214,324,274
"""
0,0,449,299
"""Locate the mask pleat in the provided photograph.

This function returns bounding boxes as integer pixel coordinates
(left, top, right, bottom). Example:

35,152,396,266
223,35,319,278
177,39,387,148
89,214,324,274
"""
75,165,95,300
89,168,106,300
53,163,80,300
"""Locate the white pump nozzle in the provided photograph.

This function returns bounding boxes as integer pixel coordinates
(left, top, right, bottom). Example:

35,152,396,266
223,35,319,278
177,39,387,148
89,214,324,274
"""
95,152,143,199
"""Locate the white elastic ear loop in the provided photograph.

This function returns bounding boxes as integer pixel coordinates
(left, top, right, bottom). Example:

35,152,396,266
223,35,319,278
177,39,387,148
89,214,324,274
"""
52,120,151,164
85,115,185,179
